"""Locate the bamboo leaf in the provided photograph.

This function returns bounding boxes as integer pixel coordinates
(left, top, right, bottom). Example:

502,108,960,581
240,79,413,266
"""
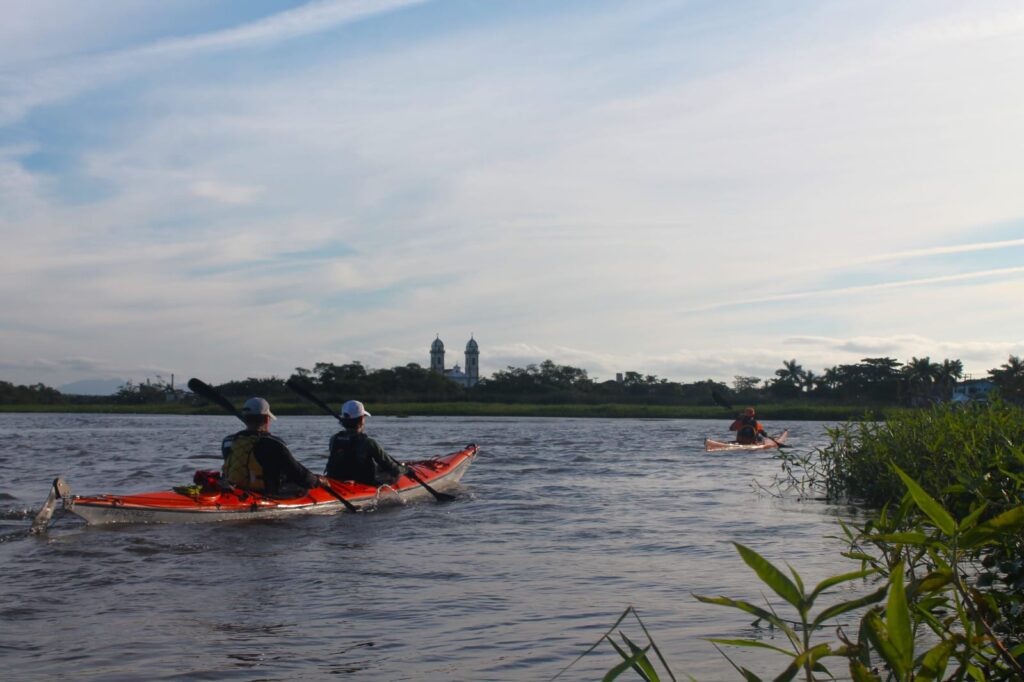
913,639,953,681
706,639,795,657
884,560,913,675
958,506,1024,548
893,465,956,536
811,585,888,628
693,594,790,634
956,503,989,532
809,568,878,604
849,660,882,682
733,543,804,611
863,611,904,676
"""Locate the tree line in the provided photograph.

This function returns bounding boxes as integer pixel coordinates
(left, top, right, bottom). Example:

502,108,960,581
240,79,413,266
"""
2,354,1022,406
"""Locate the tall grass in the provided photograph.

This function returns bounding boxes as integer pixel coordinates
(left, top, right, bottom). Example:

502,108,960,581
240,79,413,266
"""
816,400,1024,512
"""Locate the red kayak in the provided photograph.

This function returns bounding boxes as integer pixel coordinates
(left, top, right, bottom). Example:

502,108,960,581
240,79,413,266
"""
53,444,478,525
704,431,788,452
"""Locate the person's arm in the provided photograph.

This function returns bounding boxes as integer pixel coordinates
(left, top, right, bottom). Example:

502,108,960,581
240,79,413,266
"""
367,439,407,479
728,418,742,431
257,437,319,492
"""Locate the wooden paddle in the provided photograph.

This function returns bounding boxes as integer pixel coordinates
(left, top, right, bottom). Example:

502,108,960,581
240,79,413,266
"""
187,378,360,512
710,389,788,449
285,378,456,502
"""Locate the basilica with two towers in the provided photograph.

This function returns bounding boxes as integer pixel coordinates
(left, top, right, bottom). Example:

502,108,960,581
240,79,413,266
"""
430,335,479,387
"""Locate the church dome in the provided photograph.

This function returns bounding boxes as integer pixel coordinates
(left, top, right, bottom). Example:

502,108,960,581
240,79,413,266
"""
466,336,478,352
431,336,445,352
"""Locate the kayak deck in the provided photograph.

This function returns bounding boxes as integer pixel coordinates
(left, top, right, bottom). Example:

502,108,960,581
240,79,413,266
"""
704,431,788,452
61,444,478,525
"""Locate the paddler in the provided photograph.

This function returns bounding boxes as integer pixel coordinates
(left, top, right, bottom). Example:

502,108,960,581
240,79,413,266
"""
729,407,767,445
325,400,409,487
221,397,327,496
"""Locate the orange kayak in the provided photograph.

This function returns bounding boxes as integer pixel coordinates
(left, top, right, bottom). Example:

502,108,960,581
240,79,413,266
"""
56,444,478,525
704,431,788,452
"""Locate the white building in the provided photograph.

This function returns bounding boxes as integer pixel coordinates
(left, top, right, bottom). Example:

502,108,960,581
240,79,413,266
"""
951,378,995,404
430,335,480,387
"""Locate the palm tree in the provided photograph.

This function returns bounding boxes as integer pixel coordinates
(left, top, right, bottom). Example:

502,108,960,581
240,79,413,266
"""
801,369,819,393
936,358,964,396
903,356,941,404
989,355,1024,400
775,359,805,387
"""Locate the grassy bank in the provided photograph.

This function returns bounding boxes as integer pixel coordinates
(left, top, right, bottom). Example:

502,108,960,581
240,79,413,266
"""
0,401,882,420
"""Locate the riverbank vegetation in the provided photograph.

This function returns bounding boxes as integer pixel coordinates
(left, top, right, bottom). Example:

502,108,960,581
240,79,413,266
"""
3,354,1023,415
579,400,1024,680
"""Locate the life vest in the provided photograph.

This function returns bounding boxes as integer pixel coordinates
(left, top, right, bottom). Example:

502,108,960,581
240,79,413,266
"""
736,416,760,442
222,433,266,491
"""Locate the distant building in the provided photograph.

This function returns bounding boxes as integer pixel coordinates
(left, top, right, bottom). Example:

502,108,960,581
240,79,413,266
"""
430,335,480,387
951,378,995,404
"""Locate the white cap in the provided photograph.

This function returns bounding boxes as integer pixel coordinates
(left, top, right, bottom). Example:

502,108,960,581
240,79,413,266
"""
241,397,276,420
341,400,371,419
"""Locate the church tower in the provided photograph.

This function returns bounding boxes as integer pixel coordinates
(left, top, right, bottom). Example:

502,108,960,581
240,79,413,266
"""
430,335,445,374
465,335,479,387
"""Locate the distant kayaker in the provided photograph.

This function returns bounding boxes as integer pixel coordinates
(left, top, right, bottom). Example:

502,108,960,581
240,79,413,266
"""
221,397,326,496
325,400,408,487
729,407,767,445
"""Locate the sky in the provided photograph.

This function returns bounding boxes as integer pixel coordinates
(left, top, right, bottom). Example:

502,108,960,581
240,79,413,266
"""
2,0,1024,390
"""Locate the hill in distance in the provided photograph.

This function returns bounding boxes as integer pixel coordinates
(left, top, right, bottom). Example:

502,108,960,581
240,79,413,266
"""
58,378,127,396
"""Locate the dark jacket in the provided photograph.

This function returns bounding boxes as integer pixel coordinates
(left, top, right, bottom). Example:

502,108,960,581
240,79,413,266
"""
326,430,406,486
221,430,319,496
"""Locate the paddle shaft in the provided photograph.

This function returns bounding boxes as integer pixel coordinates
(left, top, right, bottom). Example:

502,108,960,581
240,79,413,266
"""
187,378,359,512
285,379,455,502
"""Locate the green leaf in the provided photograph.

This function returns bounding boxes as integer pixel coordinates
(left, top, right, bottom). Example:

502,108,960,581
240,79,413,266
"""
693,594,796,639
620,632,659,681
733,543,804,611
605,638,654,682
863,611,904,677
893,465,956,536
958,506,1024,548
913,639,953,681
956,503,989,532
811,585,888,629
603,650,651,682
706,639,795,657
849,659,881,682
809,568,878,604
884,560,913,676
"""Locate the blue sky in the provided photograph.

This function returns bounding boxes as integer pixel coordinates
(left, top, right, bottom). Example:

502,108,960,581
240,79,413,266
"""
2,0,1023,388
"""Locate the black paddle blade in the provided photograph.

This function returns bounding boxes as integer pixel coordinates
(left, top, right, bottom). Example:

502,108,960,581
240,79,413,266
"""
188,378,243,421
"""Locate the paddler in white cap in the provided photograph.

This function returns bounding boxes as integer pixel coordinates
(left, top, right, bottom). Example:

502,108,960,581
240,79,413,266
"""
324,400,408,486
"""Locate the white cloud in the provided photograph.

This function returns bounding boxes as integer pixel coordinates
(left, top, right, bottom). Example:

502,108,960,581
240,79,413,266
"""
191,179,264,205
3,1,1024,387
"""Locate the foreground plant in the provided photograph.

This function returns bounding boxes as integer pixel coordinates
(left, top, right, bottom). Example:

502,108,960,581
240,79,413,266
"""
551,606,687,682
694,543,884,681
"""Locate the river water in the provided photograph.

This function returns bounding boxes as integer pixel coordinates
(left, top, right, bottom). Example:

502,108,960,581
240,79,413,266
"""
0,414,866,680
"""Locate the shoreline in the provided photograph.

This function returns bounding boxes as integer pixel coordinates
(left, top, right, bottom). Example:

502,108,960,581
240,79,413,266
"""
0,401,886,420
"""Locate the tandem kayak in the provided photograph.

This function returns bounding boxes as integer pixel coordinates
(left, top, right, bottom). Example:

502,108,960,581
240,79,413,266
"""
50,444,478,525
704,431,788,452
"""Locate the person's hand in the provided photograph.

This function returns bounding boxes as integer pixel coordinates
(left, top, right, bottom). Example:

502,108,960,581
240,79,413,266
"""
316,474,329,486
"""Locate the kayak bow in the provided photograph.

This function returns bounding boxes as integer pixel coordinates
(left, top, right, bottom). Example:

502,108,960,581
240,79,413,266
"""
58,444,478,525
